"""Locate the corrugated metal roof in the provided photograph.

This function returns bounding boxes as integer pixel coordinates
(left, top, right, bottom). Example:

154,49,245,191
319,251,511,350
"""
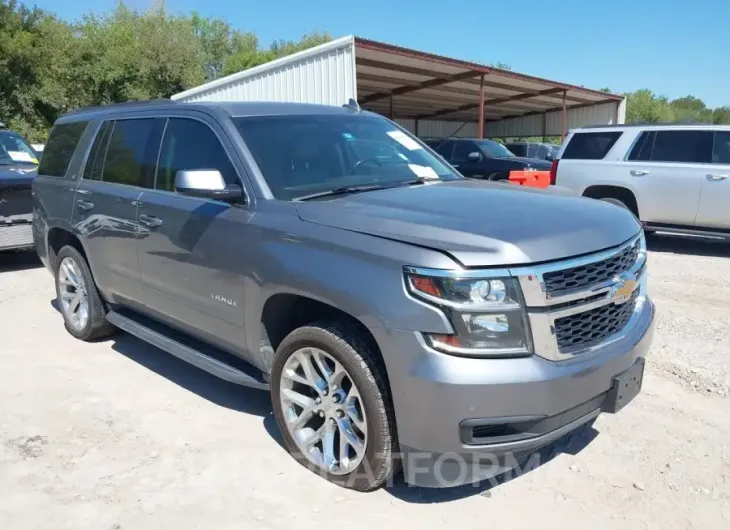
171,35,624,136
172,36,357,104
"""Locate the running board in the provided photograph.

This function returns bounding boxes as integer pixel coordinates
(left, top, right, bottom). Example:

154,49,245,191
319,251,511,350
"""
107,311,269,390
643,223,729,240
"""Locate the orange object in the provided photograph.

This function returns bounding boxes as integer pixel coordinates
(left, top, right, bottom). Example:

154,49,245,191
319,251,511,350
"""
507,170,551,188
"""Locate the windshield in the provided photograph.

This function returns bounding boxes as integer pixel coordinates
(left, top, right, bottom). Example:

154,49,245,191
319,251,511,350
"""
476,140,514,158
0,131,39,166
234,114,461,200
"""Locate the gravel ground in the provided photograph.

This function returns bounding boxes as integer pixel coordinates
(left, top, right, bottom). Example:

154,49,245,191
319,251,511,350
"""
1,234,729,529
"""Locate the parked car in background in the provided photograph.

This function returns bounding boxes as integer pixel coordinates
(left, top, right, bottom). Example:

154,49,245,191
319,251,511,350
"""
0,127,39,251
32,143,45,154
424,137,552,181
553,124,730,237
505,141,560,161
34,100,653,491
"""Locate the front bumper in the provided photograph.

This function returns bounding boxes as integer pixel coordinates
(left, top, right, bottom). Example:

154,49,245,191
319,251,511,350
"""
374,296,655,488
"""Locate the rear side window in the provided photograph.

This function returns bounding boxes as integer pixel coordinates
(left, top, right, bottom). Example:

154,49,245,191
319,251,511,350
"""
561,131,622,160
37,121,89,177
102,118,164,187
83,122,113,181
712,131,730,164
155,118,239,192
650,130,711,163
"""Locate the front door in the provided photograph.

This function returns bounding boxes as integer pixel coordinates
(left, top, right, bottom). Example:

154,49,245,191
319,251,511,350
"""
136,117,254,355
696,130,730,230
72,117,164,308
449,140,483,178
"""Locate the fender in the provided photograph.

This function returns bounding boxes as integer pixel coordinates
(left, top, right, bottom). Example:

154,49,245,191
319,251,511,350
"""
240,217,456,366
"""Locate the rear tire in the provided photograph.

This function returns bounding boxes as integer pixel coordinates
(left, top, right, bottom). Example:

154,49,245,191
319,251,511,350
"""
270,320,398,491
54,245,115,341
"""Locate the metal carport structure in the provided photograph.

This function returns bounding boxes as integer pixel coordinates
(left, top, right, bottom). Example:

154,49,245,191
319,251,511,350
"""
172,36,625,140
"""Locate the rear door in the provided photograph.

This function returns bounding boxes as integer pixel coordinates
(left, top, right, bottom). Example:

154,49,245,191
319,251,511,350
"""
32,121,92,258
627,129,712,225
72,117,164,308
695,130,730,229
136,116,254,354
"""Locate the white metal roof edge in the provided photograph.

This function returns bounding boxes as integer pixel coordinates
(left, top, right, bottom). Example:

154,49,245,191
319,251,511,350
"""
171,35,356,101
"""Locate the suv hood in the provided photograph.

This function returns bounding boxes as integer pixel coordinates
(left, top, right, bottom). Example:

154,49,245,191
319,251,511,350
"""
294,180,640,267
0,166,36,188
505,157,552,170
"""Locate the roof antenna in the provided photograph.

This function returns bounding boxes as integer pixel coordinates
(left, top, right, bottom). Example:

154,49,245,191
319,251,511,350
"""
343,98,360,111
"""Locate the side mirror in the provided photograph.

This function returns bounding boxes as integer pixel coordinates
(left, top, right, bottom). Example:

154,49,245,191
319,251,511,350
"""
468,151,482,161
174,170,243,201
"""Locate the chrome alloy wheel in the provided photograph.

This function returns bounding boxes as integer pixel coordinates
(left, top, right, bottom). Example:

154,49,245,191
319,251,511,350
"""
279,348,368,475
58,257,89,331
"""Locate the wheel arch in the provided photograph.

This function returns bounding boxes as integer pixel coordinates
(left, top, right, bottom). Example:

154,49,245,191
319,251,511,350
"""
257,292,389,384
46,225,88,271
583,185,640,219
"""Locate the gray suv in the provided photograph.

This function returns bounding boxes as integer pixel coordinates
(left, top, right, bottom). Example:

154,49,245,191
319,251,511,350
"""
32,100,655,491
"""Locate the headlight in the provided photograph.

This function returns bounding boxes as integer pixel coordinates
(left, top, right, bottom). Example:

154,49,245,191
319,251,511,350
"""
405,269,532,357
405,275,521,311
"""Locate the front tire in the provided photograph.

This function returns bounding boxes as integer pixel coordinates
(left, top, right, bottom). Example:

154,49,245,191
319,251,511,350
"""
270,321,397,491
55,245,115,341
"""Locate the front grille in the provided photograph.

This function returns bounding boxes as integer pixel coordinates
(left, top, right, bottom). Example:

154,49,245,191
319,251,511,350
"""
543,240,640,294
0,223,34,250
554,291,639,351
0,187,33,220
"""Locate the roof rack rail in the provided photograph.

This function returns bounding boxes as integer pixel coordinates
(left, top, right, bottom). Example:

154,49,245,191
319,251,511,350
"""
580,121,715,129
66,98,176,116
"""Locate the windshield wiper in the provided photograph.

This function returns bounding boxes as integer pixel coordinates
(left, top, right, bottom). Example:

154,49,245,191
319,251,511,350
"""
294,184,392,201
294,178,431,202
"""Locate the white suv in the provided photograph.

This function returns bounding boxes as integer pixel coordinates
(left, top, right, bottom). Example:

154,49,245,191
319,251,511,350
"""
552,124,730,237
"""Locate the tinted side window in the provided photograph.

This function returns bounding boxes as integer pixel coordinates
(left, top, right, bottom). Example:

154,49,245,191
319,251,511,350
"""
627,131,655,161
508,144,527,157
83,121,113,181
156,118,238,192
37,121,89,177
102,119,163,187
650,130,711,163
452,141,478,162
562,131,623,160
711,131,730,164
432,140,454,159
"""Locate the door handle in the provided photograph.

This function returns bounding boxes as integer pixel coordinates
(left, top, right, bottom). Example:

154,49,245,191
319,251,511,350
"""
706,173,728,181
139,214,163,228
76,200,94,211
76,189,91,196
630,170,649,176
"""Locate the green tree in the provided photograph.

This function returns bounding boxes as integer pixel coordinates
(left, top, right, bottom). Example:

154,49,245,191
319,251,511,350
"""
670,95,712,122
624,89,676,123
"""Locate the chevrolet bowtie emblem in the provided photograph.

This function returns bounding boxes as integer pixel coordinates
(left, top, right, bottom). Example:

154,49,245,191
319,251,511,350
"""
611,276,637,302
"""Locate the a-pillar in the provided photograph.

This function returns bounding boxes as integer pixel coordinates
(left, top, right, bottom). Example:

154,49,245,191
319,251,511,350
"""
478,75,485,139
561,90,567,141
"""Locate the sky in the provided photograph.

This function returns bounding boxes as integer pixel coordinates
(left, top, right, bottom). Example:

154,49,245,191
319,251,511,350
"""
31,0,729,108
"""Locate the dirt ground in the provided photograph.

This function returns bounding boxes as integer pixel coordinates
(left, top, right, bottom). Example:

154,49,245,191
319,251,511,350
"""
1,234,729,529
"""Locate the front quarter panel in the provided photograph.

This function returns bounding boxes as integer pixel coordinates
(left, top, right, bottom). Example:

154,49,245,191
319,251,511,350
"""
242,202,458,363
